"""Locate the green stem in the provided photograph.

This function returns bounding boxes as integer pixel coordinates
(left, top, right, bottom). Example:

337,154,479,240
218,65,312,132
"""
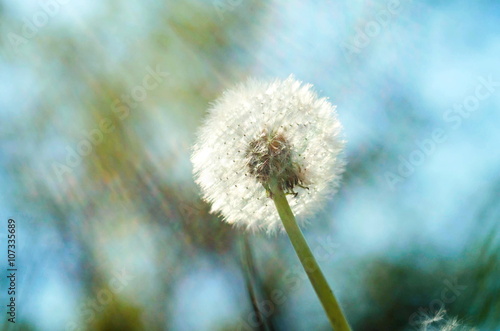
269,181,351,331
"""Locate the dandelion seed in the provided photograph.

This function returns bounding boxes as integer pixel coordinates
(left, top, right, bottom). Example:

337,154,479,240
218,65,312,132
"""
191,75,345,232
419,309,475,331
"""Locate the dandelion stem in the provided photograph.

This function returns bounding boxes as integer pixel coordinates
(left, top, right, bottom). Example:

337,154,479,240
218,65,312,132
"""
269,180,351,331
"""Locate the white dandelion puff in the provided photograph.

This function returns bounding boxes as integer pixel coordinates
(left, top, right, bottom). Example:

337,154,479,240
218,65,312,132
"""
419,309,475,331
191,75,345,232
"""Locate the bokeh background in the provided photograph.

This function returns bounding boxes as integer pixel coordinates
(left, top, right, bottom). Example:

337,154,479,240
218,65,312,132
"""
1,0,499,330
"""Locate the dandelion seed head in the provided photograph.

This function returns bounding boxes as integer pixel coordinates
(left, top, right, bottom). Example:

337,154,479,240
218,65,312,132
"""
191,75,345,233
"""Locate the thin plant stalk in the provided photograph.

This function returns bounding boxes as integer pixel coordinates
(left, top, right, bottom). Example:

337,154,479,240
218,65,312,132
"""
240,234,273,331
269,180,351,331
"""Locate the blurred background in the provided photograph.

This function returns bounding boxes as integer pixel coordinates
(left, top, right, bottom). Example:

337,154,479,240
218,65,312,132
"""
1,0,499,330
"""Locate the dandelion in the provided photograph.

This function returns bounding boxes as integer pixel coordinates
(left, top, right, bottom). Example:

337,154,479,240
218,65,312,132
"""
419,309,475,331
191,75,345,232
191,75,350,330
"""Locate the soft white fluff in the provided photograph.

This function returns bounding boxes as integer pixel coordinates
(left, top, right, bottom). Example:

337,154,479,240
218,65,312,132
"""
191,75,345,232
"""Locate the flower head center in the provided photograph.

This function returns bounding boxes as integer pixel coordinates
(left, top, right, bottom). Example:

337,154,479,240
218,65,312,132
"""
246,131,306,196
